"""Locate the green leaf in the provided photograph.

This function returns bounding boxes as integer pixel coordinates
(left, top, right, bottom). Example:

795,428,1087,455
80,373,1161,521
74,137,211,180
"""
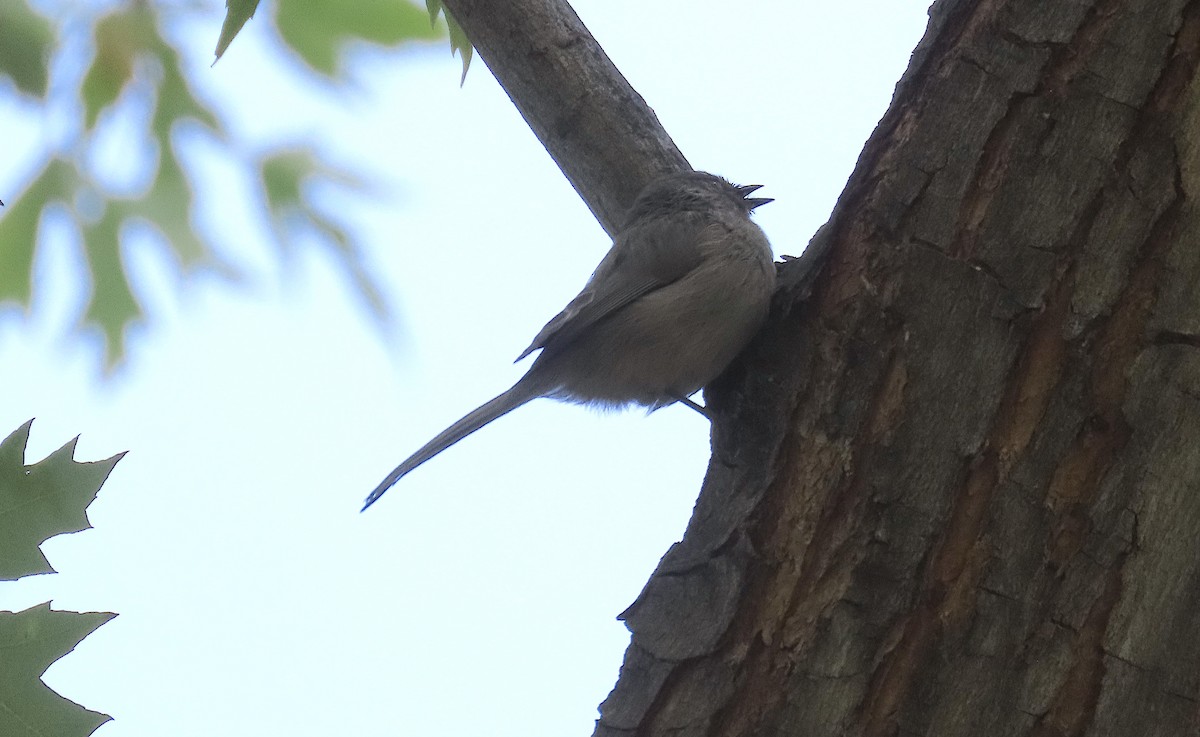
274,0,439,77
0,420,124,581
257,149,388,321
261,151,307,212
80,11,139,130
0,0,53,98
80,206,140,366
308,207,388,322
0,422,120,734
81,148,227,365
444,7,472,84
0,158,77,306
214,0,260,63
136,150,209,269
153,54,221,135
83,7,219,133
259,149,366,236
423,1,472,82
2,1,406,367
0,603,115,737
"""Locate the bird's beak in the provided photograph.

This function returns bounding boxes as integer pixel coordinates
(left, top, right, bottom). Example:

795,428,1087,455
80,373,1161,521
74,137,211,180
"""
736,184,774,210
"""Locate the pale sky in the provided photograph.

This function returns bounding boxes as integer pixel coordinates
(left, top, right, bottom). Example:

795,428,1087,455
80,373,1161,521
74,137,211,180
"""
0,2,929,735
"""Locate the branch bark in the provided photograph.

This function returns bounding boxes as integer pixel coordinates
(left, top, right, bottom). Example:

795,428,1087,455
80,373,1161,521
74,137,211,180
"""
441,0,689,236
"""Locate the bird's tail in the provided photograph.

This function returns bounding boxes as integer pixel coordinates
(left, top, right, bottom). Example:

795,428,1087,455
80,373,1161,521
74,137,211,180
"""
362,377,545,510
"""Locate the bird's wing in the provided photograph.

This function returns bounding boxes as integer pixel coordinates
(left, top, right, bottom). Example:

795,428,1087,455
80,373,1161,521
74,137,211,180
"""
516,215,708,361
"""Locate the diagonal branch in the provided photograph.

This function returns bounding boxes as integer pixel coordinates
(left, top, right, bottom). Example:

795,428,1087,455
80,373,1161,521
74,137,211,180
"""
441,0,690,236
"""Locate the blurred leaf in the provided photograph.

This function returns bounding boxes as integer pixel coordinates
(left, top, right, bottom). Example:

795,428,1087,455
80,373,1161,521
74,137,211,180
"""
80,10,144,130
80,206,139,365
135,151,209,269
214,0,260,62
78,148,234,367
79,4,223,365
0,419,124,581
83,7,218,134
0,158,77,305
154,59,221,134
149,23,221,135
261,151,307,212
0,604,116,737
274,0,439,77
308,207,387,321
0,0,53,98
258,149,387,321
259,149,367,236
6,2,405,367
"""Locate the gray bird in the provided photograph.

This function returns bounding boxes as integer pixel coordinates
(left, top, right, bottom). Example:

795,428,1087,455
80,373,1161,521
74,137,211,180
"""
362,170,774,510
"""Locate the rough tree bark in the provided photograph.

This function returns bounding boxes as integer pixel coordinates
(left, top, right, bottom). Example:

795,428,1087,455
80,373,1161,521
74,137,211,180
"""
447,0,1200,735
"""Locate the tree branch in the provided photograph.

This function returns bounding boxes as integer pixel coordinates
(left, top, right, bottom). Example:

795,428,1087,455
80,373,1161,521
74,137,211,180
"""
441,0,689,236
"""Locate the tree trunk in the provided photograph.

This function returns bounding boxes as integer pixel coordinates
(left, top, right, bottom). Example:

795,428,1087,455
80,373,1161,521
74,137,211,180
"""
451,0,1200,734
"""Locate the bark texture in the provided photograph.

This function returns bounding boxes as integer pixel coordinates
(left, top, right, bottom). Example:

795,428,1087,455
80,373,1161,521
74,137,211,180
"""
444,0,1200,734
599,0,1200,735
441,0,689,236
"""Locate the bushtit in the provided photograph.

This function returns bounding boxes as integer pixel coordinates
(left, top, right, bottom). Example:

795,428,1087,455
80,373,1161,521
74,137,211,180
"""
362,170,774,510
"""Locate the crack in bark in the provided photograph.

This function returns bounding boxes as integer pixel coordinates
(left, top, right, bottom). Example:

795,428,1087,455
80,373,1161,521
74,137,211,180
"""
947,0,1126,264
1028,561,1128,737
1151,330,1200,349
